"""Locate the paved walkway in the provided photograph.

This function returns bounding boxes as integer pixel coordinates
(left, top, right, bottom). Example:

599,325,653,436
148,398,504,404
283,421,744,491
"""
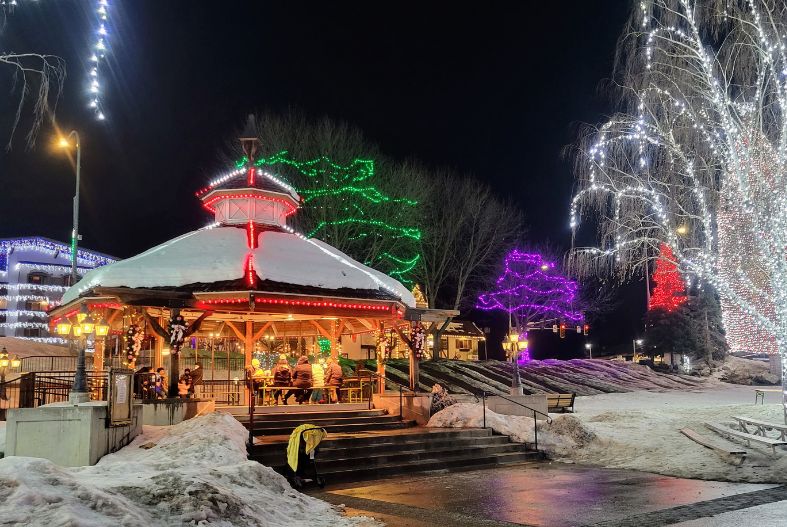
311,462,787,527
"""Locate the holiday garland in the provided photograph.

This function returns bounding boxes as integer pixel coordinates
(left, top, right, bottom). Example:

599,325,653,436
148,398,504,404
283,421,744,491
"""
126,324,144,364
411,322,426,360
376,331,392,365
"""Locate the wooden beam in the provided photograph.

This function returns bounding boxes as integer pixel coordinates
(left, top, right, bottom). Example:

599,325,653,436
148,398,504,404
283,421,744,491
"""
357,319,375,331
309,320,332,339
253,321,273,341
226,321,245,340
107,310,122,325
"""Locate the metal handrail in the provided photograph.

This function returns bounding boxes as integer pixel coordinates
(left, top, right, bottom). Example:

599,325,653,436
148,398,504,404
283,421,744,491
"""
482,391,553,423
469,390,552,453
356,369,418,420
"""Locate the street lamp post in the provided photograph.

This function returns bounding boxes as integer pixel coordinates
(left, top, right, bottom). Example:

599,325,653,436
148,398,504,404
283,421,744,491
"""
58,131,81,285
632,338,644,361
0,347,22,400
55,309,109,404
585,342,593,359
504,330,526,396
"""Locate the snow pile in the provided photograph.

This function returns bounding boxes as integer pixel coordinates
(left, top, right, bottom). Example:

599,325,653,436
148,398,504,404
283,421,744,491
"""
426,403,536,443
427,385,787,483
0,413,378,526
711,356,779,385
63,227,414,307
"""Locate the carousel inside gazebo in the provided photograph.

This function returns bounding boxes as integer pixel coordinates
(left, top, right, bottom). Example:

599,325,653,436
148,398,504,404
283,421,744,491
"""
49,122,457,404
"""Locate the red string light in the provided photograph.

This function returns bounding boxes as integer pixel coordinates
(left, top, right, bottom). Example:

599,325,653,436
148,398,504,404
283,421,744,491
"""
198,297,393,311
201,193,297,217
649,243,687,312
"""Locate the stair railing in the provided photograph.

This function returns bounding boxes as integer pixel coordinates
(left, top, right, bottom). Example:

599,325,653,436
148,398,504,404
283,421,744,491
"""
479,391,552,452
356,369,419,421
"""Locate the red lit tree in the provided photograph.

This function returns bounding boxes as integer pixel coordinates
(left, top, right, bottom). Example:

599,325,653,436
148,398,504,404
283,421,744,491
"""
649,243,687,312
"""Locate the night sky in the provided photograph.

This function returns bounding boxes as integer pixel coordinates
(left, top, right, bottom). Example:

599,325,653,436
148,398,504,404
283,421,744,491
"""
0,1,645,351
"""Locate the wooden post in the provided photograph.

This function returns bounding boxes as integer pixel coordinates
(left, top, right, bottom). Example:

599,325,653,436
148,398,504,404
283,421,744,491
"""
331,320,340,360
153,316,165,369
245,320,253,405
376,322,386,394
93,338,105,372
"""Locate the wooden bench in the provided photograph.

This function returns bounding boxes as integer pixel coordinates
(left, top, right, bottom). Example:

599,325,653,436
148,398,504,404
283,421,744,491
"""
732,416,787,441
680,427,747,465
547,393,576,413
754,388,781,404
255,385,338,405
705,422,787,455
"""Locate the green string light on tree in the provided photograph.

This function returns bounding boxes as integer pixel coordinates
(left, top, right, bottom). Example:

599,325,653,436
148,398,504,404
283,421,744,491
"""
246,150,422,285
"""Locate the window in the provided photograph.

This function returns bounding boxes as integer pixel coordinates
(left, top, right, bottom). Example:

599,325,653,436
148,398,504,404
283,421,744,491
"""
27,272,48,284
23,327,44,338
456,339,472,350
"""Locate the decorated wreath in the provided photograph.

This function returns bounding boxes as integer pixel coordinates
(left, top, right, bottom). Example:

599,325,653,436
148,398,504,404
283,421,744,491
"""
168,314,188,354
126,324,144,364
376,331,392,365
411,322,426,360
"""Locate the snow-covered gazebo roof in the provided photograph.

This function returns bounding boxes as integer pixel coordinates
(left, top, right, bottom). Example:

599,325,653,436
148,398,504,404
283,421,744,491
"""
62,226,414,307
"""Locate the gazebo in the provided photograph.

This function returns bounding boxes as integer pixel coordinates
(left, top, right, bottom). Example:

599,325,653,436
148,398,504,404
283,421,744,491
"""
50,123,456,399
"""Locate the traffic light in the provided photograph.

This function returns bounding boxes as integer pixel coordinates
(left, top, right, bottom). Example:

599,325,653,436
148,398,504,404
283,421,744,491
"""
583,324,590,336
552,324,558,334
559,323,566,339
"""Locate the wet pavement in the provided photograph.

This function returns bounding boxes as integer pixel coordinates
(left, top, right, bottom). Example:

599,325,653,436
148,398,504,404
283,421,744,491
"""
311,462,787,526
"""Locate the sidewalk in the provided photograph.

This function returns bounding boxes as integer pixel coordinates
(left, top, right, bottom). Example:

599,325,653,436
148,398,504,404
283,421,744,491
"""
311,462,787,527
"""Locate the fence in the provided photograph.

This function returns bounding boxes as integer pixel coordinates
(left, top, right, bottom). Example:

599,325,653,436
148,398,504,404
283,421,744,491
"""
0,371,109,418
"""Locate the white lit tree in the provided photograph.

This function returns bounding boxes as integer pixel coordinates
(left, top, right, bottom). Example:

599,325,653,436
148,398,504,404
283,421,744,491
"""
569,0,787,407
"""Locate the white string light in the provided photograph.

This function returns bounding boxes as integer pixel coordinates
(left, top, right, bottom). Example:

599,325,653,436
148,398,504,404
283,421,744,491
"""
570,0,787,396
88,0,110,120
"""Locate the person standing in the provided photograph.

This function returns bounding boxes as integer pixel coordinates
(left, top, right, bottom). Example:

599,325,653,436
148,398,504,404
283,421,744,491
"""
271,355,292,405
291,356,313,404
189,364,204,398
154,367,168,399
325,357,344,404
178,368,193,398
310,357,326,404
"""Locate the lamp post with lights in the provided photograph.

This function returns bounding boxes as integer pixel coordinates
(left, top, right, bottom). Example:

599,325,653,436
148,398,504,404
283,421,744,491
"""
502,330,527,395
632,338,644,361
585,342,593,359
57,130,82,285
54,307,109,403
0,347,22,400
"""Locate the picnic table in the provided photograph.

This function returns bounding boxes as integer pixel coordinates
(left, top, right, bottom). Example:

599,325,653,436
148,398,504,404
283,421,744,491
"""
732,415,787,441
705,422,787,456
754,388,781,404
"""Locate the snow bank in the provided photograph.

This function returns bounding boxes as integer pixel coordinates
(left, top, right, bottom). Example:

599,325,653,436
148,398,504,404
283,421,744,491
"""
0,413,378,526
427,385,787,483
711,356,779,385
62,227,414,307
426,403,536,444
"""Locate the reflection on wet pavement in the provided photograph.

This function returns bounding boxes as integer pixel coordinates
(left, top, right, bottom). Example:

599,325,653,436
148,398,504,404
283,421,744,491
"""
315,462,776,527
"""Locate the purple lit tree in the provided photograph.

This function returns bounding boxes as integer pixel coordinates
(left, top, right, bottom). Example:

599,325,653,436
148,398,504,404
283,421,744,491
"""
477,250,584,363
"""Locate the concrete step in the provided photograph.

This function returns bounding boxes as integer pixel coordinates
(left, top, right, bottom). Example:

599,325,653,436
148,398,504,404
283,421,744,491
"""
295,450,542,483
252,419,418,436
252,432,512,459
254,442,531,470
246,415,400,431
235,409,387,423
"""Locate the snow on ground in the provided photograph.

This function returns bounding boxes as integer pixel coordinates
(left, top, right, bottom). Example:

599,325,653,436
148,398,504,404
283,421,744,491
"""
428,383,787,483
0,413,378,527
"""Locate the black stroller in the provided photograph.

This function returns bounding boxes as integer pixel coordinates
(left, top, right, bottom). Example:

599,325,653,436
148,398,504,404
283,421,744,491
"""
287,425,327,489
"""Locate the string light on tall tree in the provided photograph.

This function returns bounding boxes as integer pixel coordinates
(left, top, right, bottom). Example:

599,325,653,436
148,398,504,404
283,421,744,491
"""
569,0,787,404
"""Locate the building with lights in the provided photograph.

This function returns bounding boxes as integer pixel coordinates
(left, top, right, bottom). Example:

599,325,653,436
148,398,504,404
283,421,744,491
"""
0,237,116,344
